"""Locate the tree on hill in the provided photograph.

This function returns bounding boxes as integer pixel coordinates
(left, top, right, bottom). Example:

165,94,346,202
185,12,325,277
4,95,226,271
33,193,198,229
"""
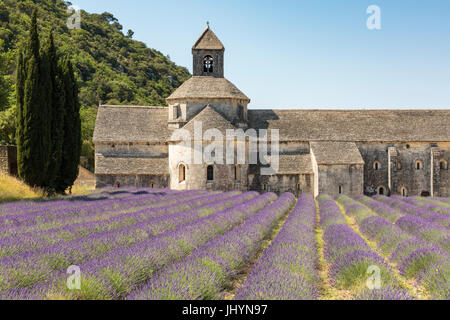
16,9,81,194
0,0,191,171
45,30,65,189
58,56,81,193
16,9,51,188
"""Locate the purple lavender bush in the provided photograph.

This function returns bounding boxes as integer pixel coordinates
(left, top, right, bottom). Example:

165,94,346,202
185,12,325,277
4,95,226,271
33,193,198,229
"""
319,195,408,299
374,196,450,228
129,193,296,300
234,194,320,300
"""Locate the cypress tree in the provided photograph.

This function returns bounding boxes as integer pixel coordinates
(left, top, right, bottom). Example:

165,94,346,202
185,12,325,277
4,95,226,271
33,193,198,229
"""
16,10,51,187
45,31,65,191
58,57,81,193
15,50,24,160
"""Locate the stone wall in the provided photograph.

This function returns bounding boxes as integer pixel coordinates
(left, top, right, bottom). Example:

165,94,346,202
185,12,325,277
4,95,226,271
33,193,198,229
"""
358,143,390,195
358,142,450,197
0,146,17,176
317,164,364,197
169,140,249,191
169,98,248,125
95,174,169,189
95,143,168,158
248,173,313,196
94,143,169,189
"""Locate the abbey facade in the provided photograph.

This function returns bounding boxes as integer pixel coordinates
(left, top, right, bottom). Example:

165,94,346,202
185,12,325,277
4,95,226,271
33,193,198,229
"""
93,27,450,197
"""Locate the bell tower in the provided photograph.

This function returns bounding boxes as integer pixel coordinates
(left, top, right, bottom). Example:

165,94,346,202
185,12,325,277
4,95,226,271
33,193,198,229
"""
192,24,225,78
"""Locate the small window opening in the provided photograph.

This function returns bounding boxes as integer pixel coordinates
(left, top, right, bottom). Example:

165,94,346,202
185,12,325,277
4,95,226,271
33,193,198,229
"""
415,160,423,170
339,185,343,194
234,165,241,181
207,165,214,181
373,161,381,171
179,164,186,183
440,159,448,170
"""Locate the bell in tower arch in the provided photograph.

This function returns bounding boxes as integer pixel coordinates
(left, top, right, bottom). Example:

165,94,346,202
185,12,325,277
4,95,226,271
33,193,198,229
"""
192,25,225,78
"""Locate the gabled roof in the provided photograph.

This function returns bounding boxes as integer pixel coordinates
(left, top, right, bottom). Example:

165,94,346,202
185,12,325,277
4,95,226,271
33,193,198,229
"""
179,105,236,138
93,105,169,143
249,154,313,175
278,154,314,174
96,154,169,175
192,27,224,50
248,109,450,142
166,76,250,102
311,141,365,165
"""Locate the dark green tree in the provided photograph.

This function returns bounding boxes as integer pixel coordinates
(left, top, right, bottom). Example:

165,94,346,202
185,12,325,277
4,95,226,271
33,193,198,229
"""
16,9,51,188
58,57,81,193
45,30,65,191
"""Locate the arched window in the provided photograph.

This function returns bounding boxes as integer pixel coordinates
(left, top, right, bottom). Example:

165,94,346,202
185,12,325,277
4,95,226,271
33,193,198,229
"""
401,187,408,197
338,185,343,194
203,55,214,73
373,161,381,171
378,186,385,195
179,164,186,183
234,165,241,181
297,183,301,192
415,160,423,170
440,159,448,170
207,165,214,181
150,182,155,188
262,183,268,191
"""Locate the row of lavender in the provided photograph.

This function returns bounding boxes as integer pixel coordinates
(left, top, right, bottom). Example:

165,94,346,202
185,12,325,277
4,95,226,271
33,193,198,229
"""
360,196,449,252
0,191,279,299
319,195,412,300
0,191,243,258
128,193,296,300
0,191,262,296
0,189,210,230
234,194,320,300
340,195,449,299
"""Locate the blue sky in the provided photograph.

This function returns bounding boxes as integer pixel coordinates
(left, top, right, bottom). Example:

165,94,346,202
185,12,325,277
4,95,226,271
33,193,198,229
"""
71,0,450,109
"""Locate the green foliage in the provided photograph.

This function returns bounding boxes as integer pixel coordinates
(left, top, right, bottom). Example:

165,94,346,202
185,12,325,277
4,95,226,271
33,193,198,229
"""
45,30,65,190
16,9,51,188
0,104,15,144
0,0,191,169
80,105,97,170
16,9,81,193
58,57,81,193
0,50,12,111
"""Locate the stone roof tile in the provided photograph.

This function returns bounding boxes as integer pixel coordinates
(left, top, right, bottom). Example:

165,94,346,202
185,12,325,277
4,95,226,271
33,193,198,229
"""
95,154,169,175
179,105,236,137
93,105,169,143
166,76,250,102
311,141,365,165
278,154,314,174
248,109,450,142
192,27,224,50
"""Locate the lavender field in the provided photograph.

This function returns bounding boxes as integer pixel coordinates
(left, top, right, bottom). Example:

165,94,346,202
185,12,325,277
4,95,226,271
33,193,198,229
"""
0,188,448,300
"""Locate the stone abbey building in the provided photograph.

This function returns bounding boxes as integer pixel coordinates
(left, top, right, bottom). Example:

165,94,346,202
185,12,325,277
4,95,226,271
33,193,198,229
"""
93,27,450,197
